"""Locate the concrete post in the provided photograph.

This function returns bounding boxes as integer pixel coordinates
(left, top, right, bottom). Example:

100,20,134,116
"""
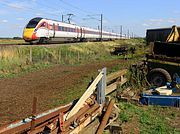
97,68,106,104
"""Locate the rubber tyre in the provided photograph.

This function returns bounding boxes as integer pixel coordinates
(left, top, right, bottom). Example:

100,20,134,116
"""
147,68,172,87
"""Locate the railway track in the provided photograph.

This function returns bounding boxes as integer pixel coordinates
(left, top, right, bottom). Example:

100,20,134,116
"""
0,42,82,47
0,43,28,46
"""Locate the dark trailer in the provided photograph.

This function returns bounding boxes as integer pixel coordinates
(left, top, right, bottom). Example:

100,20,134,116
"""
146,27,180,45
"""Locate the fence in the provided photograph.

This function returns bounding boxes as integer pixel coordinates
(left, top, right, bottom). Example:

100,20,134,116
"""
0,68,127,134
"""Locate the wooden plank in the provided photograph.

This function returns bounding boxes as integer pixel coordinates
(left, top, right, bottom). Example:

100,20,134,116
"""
118,78,127,86
64,105,90,129
96,99,115,134
66,71,103,120
105,78,127,95
79,118,100,134
106,83,117,95
106,69,127,83
69,107,101,134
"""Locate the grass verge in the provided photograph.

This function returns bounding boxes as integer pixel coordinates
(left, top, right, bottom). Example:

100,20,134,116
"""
119,102,180,134
0,39,146,78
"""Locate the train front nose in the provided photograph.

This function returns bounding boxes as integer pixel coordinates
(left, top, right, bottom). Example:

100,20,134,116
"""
23,28,34,41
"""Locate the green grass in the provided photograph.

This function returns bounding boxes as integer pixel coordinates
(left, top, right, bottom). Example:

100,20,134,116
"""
119,102,180,134
50,73,93,107
0,62,51,78
0,39,25,44
0,39,147,78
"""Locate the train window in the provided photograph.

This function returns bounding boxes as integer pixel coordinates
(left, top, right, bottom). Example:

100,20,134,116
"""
65,27,67,31
58,26,61,31
62,27,64,31
40,22,46,27
26,17,42,28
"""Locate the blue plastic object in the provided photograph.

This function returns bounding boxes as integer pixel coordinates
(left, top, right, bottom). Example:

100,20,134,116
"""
140,94,180,107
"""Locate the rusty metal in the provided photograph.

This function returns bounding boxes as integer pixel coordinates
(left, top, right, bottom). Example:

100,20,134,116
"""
65,105,102,134
30,97,37,131
147,54,180,63
0,102,72,134
59,112,65,132
76,103,100,124
62,103,101,134
96,99,115,134
27,118,59,134
63,105,90,129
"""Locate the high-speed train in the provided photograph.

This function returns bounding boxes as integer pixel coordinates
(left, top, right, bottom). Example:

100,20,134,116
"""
23,17,124,44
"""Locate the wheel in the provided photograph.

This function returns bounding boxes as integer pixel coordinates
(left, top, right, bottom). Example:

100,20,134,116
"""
147,68,172,87
39,38,45,44
38,37,49,44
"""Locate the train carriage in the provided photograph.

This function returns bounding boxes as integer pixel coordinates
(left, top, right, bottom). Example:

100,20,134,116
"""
23,17,122,44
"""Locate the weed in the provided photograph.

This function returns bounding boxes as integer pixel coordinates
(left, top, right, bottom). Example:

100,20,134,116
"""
119,102,179,134
120,111,131,122
140,112,152,125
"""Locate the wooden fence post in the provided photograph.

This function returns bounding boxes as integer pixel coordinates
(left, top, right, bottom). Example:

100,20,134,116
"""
19,47,22,66
29,47,32,63
59,49,61,62
77,51,79,62
40,49,43,62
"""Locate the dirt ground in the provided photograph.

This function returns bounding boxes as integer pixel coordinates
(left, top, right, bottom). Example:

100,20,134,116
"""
0,59,125,126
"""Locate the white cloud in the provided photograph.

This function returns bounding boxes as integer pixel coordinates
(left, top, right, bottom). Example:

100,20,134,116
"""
6,1,34,11
16,18,24,21
167,18,176,23
143,18,165,27
1,20,8,23
150,19,163,22
142,23,150,27
36,13,43,16
7,3,25,10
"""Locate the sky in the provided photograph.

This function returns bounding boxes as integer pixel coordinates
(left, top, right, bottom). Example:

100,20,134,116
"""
0,0,180,37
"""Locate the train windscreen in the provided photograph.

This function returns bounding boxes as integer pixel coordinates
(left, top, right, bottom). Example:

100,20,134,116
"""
26,18,42,28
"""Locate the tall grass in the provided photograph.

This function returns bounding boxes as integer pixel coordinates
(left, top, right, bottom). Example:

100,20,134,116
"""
0,39,146,78
0,39,25,44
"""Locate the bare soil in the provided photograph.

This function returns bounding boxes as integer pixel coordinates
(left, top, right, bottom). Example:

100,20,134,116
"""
0,59,126,126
